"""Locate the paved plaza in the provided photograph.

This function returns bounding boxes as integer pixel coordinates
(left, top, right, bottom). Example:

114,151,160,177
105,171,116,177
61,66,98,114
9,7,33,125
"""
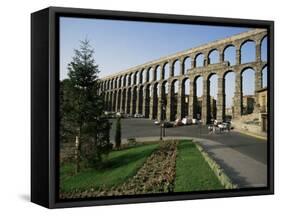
109,118,268,188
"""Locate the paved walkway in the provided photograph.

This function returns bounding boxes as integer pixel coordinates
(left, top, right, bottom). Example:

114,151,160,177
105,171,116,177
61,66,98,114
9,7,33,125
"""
122,136,267,188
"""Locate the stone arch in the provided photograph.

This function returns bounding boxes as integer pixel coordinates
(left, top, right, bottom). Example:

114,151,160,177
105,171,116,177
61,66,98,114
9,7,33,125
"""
121,88,126,112
207,73,218,122
155,65,161,81
161,80,169,120
261,35,268,62
130,73,134,86
182,77,190,117
223,44,236,66
132,86,137,114
126,87,132,114
139,69,144,84
122,76,126,87
144,84,151,117
183,56,191,74
144,68,149,83
163,62,169,80
138,85,144,115
194,75,203,119
147,67,153,82
241,67,256,115
151,82,159,119
118,76,122,88
195,53,205,67
222,70,236,120
117,89,122,111
262,65,268,88
114,78,118,89
113,90,117,111
109,91,113,111
135,71,139,84
133,72,138,85
122,75,126,87
172,59,181,77
208,49,219,64
240,39,256,64
170,79,179,121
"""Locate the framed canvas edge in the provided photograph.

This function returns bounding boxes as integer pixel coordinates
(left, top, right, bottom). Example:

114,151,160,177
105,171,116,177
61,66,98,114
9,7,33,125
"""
37,6,274,209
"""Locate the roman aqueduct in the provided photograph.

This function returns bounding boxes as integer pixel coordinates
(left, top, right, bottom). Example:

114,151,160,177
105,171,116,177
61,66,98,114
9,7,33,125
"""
99,29,268,124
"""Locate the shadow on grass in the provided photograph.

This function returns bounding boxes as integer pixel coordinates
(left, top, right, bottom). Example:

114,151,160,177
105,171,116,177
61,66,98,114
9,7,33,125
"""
99,147,156,170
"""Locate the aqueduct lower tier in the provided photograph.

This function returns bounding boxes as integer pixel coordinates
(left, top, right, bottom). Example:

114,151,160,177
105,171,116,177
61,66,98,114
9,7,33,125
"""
99,29,268,124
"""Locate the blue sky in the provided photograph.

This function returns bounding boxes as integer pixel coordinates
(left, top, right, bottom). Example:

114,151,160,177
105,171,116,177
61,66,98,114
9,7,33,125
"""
60,17,267,108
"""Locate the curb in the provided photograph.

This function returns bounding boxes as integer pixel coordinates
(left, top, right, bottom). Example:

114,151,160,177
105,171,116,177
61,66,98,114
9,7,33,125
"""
194,142,238,189
234,130,267,140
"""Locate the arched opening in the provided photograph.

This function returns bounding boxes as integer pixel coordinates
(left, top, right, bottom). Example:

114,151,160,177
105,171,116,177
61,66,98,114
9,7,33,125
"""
223,45,236,66
208,49,219,64
161,81,168,120
144,85,150,117
132,87,137,114
163,63,169,80
261,36,268,62
173,60,180,76
241,40,256,64
126,87,131,114
241,68,255,115
138,86,143,114
195,53,205,67
128,74,132,86
182,78,190,117
194,76,203,119
135,71,139,85
117,89,122,111
119,77,122,88
171,79,179,121
135,72,138,85
148,67,153,82
121,89,126,112
184,57,191,74
139,70,143,84
155,65,161,81
122,76,126,87
262,65,268,88
223,71,235,121
113,90,117,111
152,83,159,119
207,73,218,123
109,91,113,111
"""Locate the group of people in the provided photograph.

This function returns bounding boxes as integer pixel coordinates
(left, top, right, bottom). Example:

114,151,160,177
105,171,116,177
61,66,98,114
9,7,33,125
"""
208,119,232,134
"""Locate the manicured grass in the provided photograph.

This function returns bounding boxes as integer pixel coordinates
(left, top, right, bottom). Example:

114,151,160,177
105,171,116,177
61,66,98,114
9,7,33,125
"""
60,143,158,192
174,140,224,192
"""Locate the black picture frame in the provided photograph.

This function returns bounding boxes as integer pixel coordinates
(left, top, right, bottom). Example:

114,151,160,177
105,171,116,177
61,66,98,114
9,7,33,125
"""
31,6,274,209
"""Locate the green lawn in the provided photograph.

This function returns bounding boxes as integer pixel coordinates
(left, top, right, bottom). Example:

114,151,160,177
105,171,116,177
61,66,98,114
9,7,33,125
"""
60,143,158,192
174,140,224,192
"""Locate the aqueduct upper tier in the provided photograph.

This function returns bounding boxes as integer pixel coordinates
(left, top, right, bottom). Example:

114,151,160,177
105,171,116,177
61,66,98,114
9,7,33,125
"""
99,28,268,124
